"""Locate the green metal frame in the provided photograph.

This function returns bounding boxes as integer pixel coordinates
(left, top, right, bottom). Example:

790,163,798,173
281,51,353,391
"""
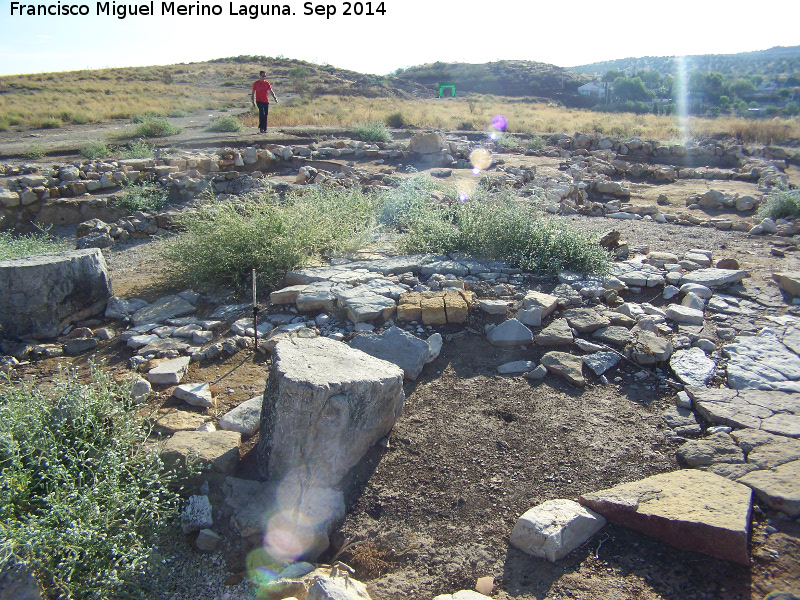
438,83,456,97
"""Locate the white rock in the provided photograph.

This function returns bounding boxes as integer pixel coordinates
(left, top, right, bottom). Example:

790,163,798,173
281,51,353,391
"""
181,495,213,534
510,499,606,562
147,356,191,385
219,395,263,436
173,382,214,408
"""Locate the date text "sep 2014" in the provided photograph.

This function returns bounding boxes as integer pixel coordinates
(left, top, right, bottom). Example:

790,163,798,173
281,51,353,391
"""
303,1,384,18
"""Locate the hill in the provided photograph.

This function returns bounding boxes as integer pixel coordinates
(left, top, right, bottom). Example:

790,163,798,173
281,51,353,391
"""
394,60,588,101
570,45,800,81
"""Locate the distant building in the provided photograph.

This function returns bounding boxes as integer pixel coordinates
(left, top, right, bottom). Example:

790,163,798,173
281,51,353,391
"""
578,82,606,99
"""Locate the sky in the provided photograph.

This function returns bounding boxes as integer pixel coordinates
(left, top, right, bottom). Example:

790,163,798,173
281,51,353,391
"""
0,0,798,77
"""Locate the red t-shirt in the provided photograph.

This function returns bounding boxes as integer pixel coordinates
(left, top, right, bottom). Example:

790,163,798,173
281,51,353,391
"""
252,80,273,102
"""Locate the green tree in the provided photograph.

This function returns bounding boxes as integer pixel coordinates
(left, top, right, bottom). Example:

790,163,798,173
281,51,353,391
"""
635,69,662,89
603,69,625,83
612,77,653,102
784,102,800,117
730,78,755,98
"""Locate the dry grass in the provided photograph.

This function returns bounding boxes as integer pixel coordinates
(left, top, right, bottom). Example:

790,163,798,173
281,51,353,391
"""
243,95,800,145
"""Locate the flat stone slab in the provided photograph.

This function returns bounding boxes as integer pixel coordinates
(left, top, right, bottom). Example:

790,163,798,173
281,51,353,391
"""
536,319,573,346
510,499,606,562
662,406,699,431
582,351,620,376
771,272,800,298
219,395,263,437
477,299,512,315
161,430,241,474
723,328,800,390
270,284,307,305
335,287,396,323
738,460,800,517
132,294,196,326
147,356,191,385
137,337,191,356
679,268,748,289
665,304,705,326
296,282,340,312
258,337,404,488
522,291,559,316
676,433,745,466
498,360,536,374
592,326,632,347
632,331,673,364
173,382,213,408
686,386,800,438
541,351,584,387
579,470,752,565
488,319,534,348
670,347,716,388
563,308,611,333
152,408,211,434
349,326,430,380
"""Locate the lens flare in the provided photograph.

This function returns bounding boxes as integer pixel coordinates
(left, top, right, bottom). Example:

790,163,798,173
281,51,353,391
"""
469,148,492,170
489,132,497,140
491,114,507,131
458,192,468,202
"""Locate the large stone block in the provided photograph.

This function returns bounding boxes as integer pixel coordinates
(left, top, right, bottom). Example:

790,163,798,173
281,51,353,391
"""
0,248,112,339
350,326,431,380
258,337,404,487
579,470,752,565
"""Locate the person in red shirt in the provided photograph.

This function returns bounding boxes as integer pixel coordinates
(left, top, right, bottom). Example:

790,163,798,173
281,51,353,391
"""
251,71,278,133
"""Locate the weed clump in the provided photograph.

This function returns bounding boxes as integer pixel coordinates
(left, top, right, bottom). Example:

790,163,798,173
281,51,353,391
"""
0,364,193,599
0,228,67,260
79,140,111,159
206,115,244,132
758,189,800,220
385,112,409,128
135,116,182,138
352,120,391,142
120,140,155,159
113,182,169,213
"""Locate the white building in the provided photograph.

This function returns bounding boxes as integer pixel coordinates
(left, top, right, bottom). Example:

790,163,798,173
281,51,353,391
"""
578,82,607,99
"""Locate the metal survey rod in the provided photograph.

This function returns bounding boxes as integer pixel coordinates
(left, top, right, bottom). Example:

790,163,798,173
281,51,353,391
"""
252,268,259,351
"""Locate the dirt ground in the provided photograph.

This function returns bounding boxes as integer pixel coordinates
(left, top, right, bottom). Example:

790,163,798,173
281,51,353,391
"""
5,123,800,600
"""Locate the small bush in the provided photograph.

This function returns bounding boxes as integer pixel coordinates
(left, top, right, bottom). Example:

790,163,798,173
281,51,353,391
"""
22,143,46,159
0,364,194,599
352,120,391,142
758,189,800,220
206,115,244,132
120,140,155,159
114,183,169,213
391,186,609,276
161,187,378,291
168,109,188,117
385,112,408,128
524,135,544,150
80,140,111,160
0,228,67,260
459,121,475,131
136,117,181,138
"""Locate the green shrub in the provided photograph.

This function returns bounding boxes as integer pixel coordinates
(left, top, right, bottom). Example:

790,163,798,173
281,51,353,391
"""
352,120,391,142
0,364,193,599
524,135,544,150
385,112,408,128
120,140,155,159
22,143,46,159
80,140,111,160
113,183,169,213
135,117,181,138
0,228,68,260
459,121,475,131
168,109,188,117
161,187,378,291
758,189,800,220
391,186,609,275
206,115,244,132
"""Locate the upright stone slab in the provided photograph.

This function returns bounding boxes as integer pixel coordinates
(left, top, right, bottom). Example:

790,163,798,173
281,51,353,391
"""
0,248,112,339
579,470,752,565
258,337,405,487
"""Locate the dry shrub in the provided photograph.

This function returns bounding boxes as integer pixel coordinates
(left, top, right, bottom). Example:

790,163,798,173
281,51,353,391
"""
347,542,393,578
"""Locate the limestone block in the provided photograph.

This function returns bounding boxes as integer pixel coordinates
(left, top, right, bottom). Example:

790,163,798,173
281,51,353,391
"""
161,430,241,475
350,326,431,380
0,248,112,339
443,290,469,323
257,337,404,488
510,499,606,562
420,294,447,325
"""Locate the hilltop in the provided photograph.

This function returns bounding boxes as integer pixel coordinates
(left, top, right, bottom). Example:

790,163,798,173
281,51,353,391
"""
570,45,800,80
